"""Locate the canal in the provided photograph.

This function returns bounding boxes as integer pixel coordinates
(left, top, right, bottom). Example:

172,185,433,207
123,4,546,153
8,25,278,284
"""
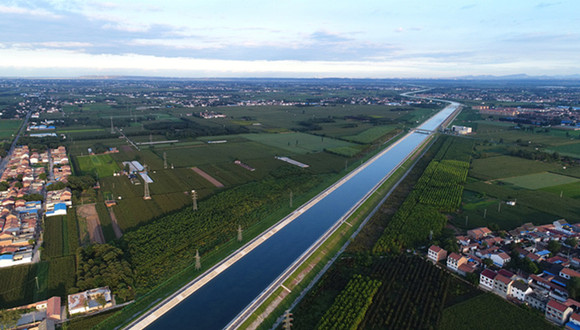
146,102,460,329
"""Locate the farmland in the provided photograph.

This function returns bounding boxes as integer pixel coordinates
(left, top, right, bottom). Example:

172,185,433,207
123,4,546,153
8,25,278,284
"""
439,293,553,330
501,172,579,190
292,256,459,330
77,154,120,177
0,119,22,139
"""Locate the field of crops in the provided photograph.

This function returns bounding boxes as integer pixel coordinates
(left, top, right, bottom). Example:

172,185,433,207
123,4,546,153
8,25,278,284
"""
541,181,580,199
77,154,120,177
0,119,22,139
0,264,38,308
242,132,356,154
373,136,473,254
316,275,381,330
42,216,65,259
46,256,76,298
439,293,554,330
470,155,556,180
342,125,398,144
550,142,580,158
501,172,579,189
293,256,451,330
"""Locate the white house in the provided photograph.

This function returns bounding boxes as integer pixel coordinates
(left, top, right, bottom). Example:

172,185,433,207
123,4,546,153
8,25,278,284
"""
490,252,511,267
511,280,533,302
479,269,497,291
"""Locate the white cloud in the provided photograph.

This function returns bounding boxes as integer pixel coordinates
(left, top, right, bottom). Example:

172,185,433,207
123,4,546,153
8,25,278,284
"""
0,5,62,19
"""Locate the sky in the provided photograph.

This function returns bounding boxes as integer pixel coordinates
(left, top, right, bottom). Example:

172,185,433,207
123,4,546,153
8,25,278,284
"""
0,0,578,78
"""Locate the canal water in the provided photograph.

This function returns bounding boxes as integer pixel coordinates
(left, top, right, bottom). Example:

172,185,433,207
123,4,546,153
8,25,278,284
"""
148,103,459,329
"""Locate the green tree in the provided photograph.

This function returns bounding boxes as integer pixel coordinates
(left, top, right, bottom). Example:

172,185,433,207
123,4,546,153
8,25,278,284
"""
0,309,22,329
547,240,562,254
569,277,580,301
565,237,578,248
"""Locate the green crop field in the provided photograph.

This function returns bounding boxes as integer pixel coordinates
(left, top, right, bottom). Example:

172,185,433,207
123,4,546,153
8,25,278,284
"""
541,181,580,199
549,142,580,158
470,155,555,180
241,132,356,154
501,172,580,189
439,293,554,330
0,119,22,139
158,140,282,168
77,154,120,177
0,264,38,308
342,125,398,144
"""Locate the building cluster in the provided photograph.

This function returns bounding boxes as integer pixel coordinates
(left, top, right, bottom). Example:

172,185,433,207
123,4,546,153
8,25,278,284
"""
0,146,47,267
6,287,115,329
429,220,580,327
51,146,71,182
45,188,72,217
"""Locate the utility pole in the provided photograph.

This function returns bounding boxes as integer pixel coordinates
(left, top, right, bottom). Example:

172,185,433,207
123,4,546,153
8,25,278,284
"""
289,190,293,208
192,190,198,211
498,202,502,213
237,225,243,242
561,190,563,198
110,116,115,134
195,249,201,270
35,276,39,291
282,310,293,330
483,209,487,219
149,133,153,143
163,152,168,169
465,216,468,227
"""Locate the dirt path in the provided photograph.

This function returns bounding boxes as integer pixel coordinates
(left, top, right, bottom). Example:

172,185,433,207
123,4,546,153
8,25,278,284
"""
191,167,224,187
77,204,105,244
108,208,123,239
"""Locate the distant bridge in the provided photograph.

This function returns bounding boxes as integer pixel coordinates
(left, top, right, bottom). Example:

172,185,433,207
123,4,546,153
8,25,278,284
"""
413,128,433,135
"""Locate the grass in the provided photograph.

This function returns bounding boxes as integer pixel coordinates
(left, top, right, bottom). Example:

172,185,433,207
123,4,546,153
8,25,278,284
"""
550,142,580,158
438,293,554,330
241,132,357,154
76,154,120,177
470,155,555,180
541,181,580,199
501,172,580,189
0,119,23,139
340,125,398,144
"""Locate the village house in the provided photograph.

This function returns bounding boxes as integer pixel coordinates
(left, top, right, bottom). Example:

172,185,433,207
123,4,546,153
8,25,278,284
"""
68,287,114,315
546,299,573,326
428,245,447,263
446,252,467,273
511,280,533,302
479,269,497,291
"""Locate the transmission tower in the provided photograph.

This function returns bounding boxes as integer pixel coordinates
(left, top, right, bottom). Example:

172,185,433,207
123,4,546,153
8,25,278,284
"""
237,225,243,242
192,190,198,211
282,310,293,330
195,249,201,270
163,152,168,169
143,180,151,200
110,116,115,134
143,164,151,200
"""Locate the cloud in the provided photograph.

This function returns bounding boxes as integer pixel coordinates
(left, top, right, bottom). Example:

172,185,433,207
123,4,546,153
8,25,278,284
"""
460,4,477,10
0,5,62,19
309,31,351,43
395,27,404,33
536,2,561,8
